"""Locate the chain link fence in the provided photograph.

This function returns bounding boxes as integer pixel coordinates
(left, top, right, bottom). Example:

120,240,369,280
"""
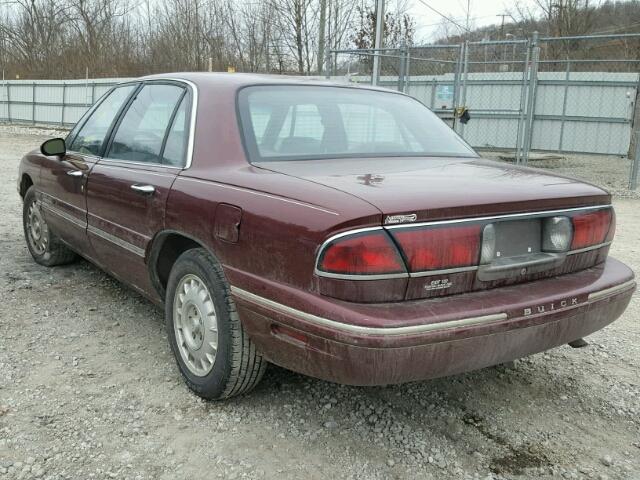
0,79,128,127
1,33,639,191
330,33,640,191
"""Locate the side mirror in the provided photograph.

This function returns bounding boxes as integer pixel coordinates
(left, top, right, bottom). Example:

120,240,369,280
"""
41,138,66,157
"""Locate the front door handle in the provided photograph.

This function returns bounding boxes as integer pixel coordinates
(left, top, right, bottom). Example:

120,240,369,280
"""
67,170,83,177
130,184,155,195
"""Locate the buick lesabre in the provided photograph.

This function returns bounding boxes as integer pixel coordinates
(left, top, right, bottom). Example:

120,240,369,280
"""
18,73,636,399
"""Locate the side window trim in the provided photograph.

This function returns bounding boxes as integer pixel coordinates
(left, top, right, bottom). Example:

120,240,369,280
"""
158,89,188,165
101,80,191,168
101,82,144,159
67,82,141,156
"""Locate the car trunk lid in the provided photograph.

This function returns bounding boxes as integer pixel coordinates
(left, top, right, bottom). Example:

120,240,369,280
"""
254,156,610,221
256,157,613,302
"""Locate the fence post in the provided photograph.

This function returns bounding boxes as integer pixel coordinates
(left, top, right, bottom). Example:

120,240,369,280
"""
398,42,407,92
32,82,36,125
627,75,640,166
324,39,331,79
61,82,66,126
6,81,11,124
452,43,464,129
630,133,640,190
522,31,540,165
558,60,571,152
458,40,470,136
371,0,385,86
515,39,531,164
404,46,411,93
430,77,437,109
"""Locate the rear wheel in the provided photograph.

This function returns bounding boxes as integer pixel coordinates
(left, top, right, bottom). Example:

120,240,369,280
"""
22,186,77,266
165,248,266,399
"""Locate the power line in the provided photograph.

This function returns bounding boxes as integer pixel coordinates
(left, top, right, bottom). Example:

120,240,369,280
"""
414,0,471,33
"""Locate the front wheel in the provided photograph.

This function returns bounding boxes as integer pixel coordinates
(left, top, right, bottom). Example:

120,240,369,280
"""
22,186,77,266
165,248,266,400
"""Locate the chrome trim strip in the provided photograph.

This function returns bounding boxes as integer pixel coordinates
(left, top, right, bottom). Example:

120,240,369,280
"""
44,193,146,258
41,202,87,229
314,271,409,281
97,159,184,171
89,212,152,241
587,279,636,301
320,226,384,243
566,242,612,255
383,205,612,230
163,78,198,169
87,225,145,257
410,265,479,278
230,286,508,336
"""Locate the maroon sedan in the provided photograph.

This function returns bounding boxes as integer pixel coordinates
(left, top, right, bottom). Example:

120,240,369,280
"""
18,73,635,399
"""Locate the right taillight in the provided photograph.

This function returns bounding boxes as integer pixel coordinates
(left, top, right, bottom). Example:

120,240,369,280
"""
317,231,406,276
570,209,613,250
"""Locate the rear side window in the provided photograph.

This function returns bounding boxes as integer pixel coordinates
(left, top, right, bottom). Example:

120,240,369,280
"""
69,85,136,156
238,85,476,162
106,84,185,164
162,95,190,166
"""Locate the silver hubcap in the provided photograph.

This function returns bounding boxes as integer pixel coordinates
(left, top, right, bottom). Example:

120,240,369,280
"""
27,201,48,255
173,274,218,377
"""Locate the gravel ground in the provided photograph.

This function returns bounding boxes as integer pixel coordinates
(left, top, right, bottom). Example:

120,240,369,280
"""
483,151,639,200
0,125,639,480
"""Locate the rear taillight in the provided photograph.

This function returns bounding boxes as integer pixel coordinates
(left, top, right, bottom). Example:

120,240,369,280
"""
570,209,612,250
316,207,613,281
606,209,616,242
317,231,406,275
391,225,481,271
542,216,572,252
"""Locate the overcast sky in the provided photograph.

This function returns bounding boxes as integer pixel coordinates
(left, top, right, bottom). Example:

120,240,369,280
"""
406,0,526,41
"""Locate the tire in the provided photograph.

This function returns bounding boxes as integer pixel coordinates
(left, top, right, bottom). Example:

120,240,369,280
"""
165,248,266,400
22,186,77,267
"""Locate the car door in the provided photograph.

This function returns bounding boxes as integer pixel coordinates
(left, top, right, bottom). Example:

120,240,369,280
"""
85,82,191,299
38,84,137,258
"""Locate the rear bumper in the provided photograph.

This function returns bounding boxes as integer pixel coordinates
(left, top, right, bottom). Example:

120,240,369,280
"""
231,258,635,385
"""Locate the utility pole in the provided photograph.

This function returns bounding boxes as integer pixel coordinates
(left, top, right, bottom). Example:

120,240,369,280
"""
372,0,384,86
318,0,327,75
497,13,509,38
324,0,332,78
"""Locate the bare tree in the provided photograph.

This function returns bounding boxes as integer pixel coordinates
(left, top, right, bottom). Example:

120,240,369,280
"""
0,0,69,78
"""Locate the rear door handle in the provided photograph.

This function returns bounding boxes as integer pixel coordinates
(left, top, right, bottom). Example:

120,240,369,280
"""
130,184,155,195
67,170,83,177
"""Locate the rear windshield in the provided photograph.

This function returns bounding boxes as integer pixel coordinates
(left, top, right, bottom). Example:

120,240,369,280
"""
237,85,476,163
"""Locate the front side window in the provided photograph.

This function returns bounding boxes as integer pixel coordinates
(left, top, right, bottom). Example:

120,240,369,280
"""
69,85,136,156
106,84,185,164
238,85,476,162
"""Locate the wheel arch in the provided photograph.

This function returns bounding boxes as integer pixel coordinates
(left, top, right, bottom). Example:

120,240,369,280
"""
19,173,34,198
148,230,221,300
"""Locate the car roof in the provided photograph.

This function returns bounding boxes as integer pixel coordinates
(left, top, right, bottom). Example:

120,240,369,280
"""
139,72,401,95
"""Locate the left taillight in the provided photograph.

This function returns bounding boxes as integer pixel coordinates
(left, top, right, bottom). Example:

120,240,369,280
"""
316,230,406,276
